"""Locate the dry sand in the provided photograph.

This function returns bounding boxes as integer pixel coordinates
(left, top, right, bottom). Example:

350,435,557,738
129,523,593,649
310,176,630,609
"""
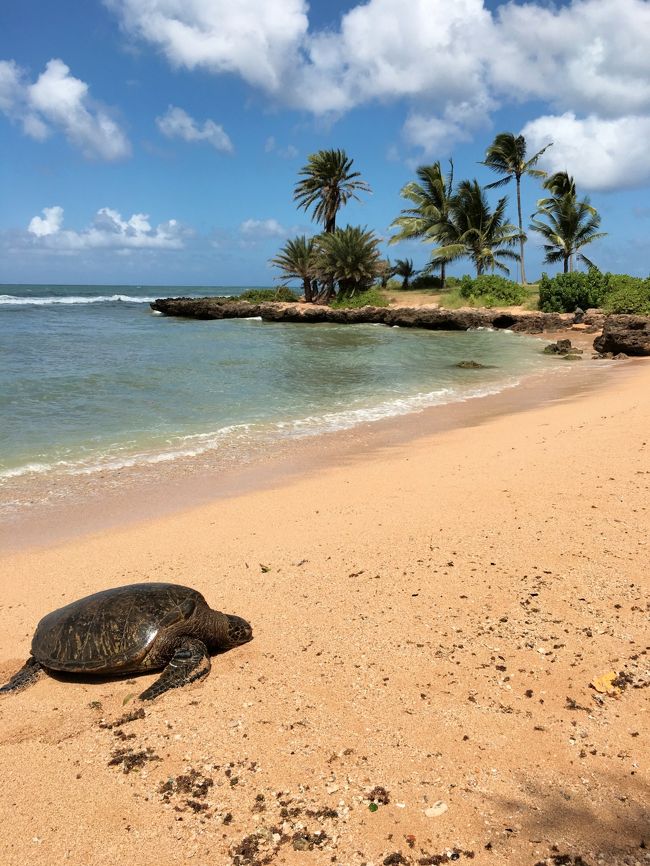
0,360,648,866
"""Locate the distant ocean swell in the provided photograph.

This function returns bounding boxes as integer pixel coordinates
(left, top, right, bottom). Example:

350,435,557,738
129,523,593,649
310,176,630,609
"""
0,379,518,484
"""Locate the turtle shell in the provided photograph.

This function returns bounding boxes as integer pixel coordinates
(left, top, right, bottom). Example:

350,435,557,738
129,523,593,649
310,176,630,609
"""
31,583,206,673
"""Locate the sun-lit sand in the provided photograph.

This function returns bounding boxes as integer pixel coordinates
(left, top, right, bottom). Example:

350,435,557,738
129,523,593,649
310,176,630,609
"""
0,358,648,866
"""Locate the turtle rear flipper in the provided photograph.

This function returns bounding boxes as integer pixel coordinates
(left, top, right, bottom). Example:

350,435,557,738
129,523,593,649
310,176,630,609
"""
0,657,44,694
139,638,210,701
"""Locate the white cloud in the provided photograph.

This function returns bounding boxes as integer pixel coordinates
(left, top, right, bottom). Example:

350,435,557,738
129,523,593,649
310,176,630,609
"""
522,112,650,192
0,58,130,160
239,218,287,239
105,0,309,91
492,0,650,118
297,0,494,115
28,206,64,237
27,206,186,251
156,105,233,152
104,0,650,188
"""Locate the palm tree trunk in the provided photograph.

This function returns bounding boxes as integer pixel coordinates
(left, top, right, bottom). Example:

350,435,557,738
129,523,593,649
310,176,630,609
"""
440,261,446,291
563,255,569,274
516,174,526,285
303,277,313,303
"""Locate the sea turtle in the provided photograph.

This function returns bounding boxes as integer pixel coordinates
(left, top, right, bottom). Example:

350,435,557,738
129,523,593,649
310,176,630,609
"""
0,582,252,701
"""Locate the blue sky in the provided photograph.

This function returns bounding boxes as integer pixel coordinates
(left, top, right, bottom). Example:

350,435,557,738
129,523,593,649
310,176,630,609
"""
1,0,649,286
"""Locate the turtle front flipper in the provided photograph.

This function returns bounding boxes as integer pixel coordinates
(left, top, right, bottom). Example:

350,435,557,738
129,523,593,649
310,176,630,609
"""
0,657,44,694
139,638,210,701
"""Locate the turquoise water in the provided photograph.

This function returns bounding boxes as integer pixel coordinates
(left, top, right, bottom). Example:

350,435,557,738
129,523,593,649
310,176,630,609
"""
1,284,557,489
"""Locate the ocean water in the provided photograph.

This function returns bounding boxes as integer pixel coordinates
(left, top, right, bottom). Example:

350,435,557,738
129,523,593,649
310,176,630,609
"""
1,284,559,502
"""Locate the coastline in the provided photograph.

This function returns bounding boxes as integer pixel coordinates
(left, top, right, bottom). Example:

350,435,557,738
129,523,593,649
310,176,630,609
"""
0,352,648,865
0,334,618,552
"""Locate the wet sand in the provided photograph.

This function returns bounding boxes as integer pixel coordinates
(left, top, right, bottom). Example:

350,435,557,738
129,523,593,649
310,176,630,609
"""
0,358,648,866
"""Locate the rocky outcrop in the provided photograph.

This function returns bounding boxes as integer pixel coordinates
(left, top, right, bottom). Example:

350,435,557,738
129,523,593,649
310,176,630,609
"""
150,298,575,333
593,315,650,357
543,339,583,358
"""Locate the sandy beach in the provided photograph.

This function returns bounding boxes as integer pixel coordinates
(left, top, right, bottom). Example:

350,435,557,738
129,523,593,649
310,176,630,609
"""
0,357,648,866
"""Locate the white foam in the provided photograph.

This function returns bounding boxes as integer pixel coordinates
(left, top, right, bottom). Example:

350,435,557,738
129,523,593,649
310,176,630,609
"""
0,293,158,306
0,362,536,488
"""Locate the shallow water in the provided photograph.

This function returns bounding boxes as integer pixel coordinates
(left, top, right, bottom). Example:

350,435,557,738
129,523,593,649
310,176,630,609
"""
1,285,559,500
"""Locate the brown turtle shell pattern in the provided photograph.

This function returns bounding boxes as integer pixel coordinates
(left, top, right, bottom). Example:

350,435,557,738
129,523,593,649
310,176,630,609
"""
31,583,206,673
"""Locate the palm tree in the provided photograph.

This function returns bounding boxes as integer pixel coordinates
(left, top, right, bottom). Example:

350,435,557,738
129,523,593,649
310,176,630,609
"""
376,258,395,289
390,161,457,289
435,180,521,276
294,149,371,234
393,258,417,289
481,133,551,284
270,235,316,302
530,178,606,273
313,225,382,298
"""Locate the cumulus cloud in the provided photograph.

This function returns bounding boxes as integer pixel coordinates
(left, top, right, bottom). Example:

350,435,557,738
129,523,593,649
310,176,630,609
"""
0,58,130,160
104,0,650,187
27,206,186,251
28,206,64,237
156,105,233,152
521,113,650,192
492,0,650,117
105,0,309,91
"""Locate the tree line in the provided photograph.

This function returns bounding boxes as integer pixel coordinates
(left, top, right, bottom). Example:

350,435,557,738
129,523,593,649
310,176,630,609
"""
271,134,606,302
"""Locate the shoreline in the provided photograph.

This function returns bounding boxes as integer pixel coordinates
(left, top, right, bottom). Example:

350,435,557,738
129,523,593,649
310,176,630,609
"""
0,348,648,866
1,334,620,553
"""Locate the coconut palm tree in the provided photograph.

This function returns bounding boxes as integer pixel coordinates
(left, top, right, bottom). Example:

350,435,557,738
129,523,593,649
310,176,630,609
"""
481,133,551,285
434,180,521,276
313,225,382,298
390,161,457,289
270,235,317,302
393,258,418,290
294,149,371,234
530,181,606,273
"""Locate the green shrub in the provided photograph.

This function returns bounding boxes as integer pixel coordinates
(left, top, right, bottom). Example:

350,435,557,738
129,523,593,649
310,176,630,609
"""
459,274,529,306
239,287,298,302
537,270,609,312
411,274,443,290
331,287,390,308
602,274,650,315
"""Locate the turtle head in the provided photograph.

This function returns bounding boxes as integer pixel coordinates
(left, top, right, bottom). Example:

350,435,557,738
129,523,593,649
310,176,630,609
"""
225,614,253,647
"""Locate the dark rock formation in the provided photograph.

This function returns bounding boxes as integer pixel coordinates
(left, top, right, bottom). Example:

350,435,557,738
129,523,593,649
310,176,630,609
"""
456,360,490,369
150,298,575,333
150,299,649,357
593,315,650,357
543,338,583,357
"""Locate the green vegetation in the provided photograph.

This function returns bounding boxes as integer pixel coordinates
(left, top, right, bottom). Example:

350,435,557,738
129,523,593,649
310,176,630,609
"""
270,236,316,302
239,287,299,303
313,226,382,298
267,135,628,312
293,148,371,234
390,161,456,289
445,179,521,276
330,287,390,309
392,258,418,289
459,274,529,306
602,275,650,315
538,270,609,312
530,172,606,274
481,132,551,285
